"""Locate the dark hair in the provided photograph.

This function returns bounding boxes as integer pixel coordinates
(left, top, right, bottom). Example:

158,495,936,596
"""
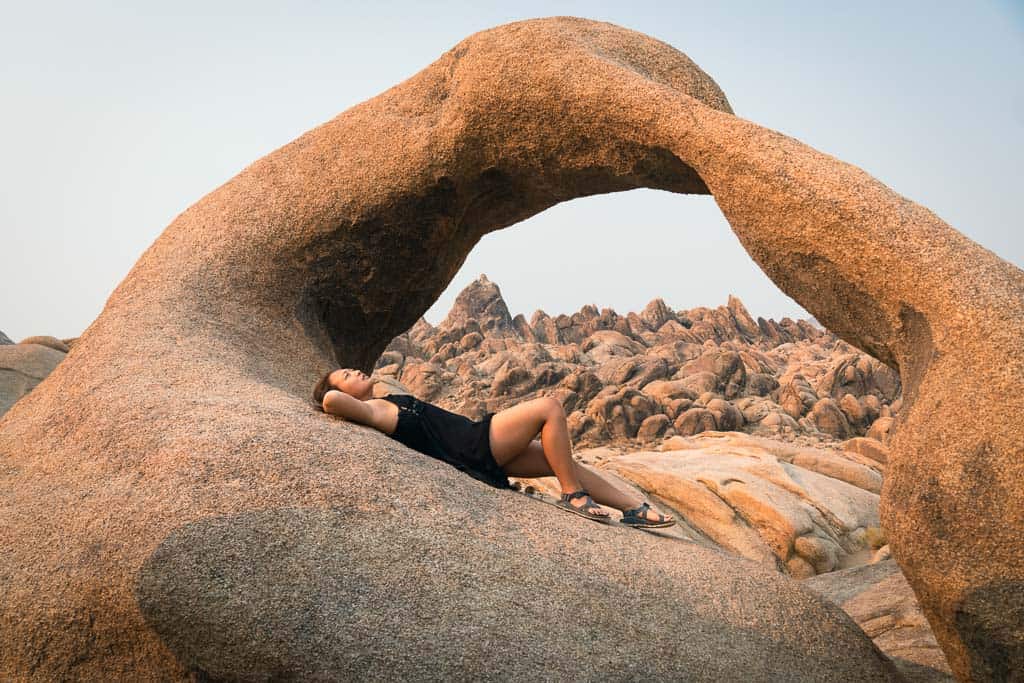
312,370,336,411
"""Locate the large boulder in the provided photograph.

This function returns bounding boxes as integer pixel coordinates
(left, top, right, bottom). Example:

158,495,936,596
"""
619,432,880,576
804,560,954,682
0,343,66,417
677,348,747,399
18,335,70,353
1,15,1021,681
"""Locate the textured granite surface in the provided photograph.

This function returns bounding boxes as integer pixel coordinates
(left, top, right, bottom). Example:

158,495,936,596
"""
2,16,1021,681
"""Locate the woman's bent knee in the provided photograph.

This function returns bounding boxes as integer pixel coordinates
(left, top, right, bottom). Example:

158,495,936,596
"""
540,396,564,419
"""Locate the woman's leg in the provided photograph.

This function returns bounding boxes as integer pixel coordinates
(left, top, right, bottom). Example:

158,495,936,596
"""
489,397,587,498
500,439,672,522
489,398,671,522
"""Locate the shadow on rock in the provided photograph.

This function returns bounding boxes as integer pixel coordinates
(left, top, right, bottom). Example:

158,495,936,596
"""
137,508,901,681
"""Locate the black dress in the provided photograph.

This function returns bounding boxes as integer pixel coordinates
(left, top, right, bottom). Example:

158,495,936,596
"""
380,394,512,490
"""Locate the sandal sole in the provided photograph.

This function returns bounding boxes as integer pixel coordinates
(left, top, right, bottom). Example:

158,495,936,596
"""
620,519,677,528
556,502,612,523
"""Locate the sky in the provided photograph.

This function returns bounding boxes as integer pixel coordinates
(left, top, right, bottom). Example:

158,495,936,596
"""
1,1,1021,341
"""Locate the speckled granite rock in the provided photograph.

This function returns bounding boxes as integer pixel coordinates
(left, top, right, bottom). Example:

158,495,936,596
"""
1,15,1020,681
0,343,66,417
18,335,70,353
804,560,954,682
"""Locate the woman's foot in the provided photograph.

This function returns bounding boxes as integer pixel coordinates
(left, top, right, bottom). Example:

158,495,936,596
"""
558,489,611,522
620,501,675,528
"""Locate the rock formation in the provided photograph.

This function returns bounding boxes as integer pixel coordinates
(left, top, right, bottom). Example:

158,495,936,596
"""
380,275,896,448
623,432,882,576
805,560,955,682
1,16,1021,681
0,340,67,417
17,335,71,353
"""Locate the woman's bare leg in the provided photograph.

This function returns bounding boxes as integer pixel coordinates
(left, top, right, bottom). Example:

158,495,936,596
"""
500,439,672,523
489,397,608,518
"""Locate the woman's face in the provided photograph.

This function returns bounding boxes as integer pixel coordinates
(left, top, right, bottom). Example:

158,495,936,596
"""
328,368,374,398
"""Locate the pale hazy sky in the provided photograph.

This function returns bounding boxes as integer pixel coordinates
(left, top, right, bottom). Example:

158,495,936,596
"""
1,2,1021,341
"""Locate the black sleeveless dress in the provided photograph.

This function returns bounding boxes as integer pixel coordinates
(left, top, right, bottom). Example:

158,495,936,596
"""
380,394,512,490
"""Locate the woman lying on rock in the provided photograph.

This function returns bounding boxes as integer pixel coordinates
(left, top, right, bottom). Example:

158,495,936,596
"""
313,368,675,528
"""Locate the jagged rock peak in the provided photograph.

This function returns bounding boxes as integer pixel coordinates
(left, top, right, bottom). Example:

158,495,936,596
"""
408,317,433,338
727,295,760,338
0,330,12,345
439,274,515,337
640,298,676,330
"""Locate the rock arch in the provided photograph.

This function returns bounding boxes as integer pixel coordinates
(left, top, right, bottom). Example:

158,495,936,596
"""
1,16,1020,682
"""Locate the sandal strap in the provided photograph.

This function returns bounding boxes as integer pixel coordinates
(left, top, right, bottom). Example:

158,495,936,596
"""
624,501,649,517
561,489,590,502
626,502,668,522
562,490,605,515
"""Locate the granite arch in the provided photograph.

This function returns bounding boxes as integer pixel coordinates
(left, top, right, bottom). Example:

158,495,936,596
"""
1,16,1021,682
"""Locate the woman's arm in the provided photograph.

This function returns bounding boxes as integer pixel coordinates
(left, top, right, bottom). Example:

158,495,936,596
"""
322,390,374,424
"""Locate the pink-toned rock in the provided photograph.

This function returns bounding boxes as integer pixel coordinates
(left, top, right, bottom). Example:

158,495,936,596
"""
673,407,718,436
528,310,559,344
867,416,895,444
757,410,801,434
399,361,450,402
727,295,760,339
664,397,694,421
593,355,669,388
678,348,746,399
639,297,676,331
636,414,671,442
843,437,890,465
1,14,1017,681
745,372,779,397
459,331,482,352
817,353,901,403
778,372,818,419
584,386,658,440
789,449,883,494
558,368,603,404
581,329,645,364
705,398,744,432
676,370,719,396
490,359,533,397
17,335,70,353
811,398,853,440
838,393,867,429
804,561,954,682
0,343,67,417
611,432,879,576
638,378,698,405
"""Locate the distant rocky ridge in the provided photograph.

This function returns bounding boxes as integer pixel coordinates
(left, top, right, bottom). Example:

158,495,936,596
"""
376,274,902,449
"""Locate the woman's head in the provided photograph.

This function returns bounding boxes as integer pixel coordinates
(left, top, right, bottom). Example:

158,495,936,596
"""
312,368,375,408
